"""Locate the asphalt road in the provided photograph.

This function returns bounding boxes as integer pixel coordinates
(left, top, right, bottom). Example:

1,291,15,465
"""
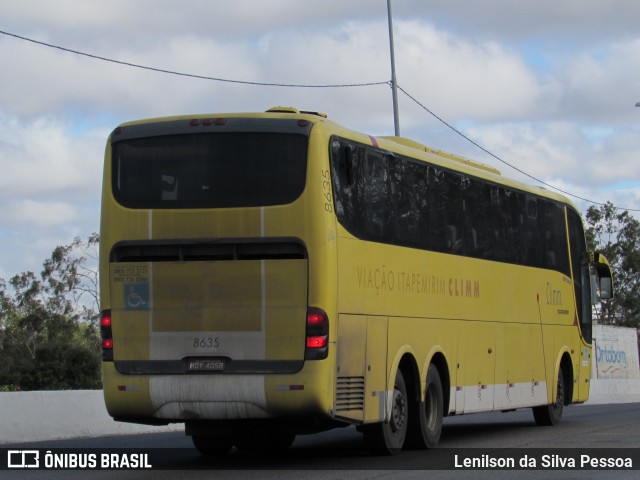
3,403,639,479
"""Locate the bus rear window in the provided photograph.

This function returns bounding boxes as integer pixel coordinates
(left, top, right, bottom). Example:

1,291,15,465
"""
112,132,308,209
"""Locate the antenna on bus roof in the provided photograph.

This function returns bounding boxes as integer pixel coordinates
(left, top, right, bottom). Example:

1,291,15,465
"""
387,0,401,137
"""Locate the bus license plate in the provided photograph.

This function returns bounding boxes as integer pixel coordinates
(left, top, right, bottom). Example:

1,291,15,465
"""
188,359,226,372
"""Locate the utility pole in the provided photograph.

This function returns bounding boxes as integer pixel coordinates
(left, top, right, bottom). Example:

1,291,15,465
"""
387,0,401,136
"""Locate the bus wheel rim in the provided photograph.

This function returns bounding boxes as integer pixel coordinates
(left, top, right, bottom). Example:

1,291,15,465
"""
390,388,407,433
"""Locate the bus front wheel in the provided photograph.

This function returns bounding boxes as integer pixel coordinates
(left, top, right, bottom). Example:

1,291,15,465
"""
533,367,565,426
362,369,408,455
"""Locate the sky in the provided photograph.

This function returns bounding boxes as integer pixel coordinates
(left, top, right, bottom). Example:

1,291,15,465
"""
1,0,640,279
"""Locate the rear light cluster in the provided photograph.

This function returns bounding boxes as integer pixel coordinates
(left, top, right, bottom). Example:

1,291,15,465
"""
305,307,329,360
100,307,328,362
100,309,114,362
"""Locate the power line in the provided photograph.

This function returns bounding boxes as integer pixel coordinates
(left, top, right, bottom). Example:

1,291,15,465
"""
396,85,640,212
0,29,389,89
1,28,637,211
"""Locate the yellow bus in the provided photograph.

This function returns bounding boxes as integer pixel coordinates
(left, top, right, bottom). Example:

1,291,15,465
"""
99,107,613,454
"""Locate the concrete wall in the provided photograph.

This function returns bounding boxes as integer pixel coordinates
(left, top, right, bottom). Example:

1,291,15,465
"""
1,381,639,444
586,378,640,406
0,390,179,444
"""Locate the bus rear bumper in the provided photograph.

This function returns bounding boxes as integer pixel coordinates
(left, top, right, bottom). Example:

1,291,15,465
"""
102,360,334,424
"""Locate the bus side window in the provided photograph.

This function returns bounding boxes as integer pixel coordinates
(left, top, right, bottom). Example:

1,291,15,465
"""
330,140,365,236
568,209,592,342
363,150,391,242
542,201,571,276
523,197,543,268
461,179,488,257
444,172,464,253
391,157,428,249
426,167,448,252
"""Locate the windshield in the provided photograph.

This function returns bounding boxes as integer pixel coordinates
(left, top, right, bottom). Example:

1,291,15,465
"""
112,129,308,209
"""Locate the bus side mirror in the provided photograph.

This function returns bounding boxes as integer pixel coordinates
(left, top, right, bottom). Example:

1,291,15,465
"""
599,277,613,300
590,251,614,301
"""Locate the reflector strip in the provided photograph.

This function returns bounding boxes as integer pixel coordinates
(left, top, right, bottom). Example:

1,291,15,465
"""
117,385,140,392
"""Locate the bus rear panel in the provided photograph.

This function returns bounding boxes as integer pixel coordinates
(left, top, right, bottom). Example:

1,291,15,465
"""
100,114,337,436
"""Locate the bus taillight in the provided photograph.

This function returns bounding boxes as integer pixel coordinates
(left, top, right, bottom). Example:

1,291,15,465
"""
100,309,114,362
305,307,329,360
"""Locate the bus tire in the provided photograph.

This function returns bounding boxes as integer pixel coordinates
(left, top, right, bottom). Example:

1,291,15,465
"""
234,431,295,450
533,367,565,426
362,369,408,455
423,364,444,447
191,434,233,456
406,363,444,449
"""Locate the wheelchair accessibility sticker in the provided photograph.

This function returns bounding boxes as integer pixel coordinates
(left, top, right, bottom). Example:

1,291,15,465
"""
124,283,149,310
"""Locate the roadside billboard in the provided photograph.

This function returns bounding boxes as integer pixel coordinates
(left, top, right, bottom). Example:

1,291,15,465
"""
593,325,640,379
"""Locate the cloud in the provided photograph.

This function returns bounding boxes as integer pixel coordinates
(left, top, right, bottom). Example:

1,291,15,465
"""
392,0,640,47
467,119,640,179
0,114,102,276
554,39,640,123
1,199,78,228
391,21,557,124
0,115,104,200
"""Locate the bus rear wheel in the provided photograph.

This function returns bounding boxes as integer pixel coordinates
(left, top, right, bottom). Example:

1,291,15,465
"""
191,434,233,456
405,363,444,449
422,364,444,447
362,369,408,455
234,430,295,450
533,367,565,426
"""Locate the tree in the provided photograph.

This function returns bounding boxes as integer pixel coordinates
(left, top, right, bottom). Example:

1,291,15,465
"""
585,202,640,328
0,235,101,390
